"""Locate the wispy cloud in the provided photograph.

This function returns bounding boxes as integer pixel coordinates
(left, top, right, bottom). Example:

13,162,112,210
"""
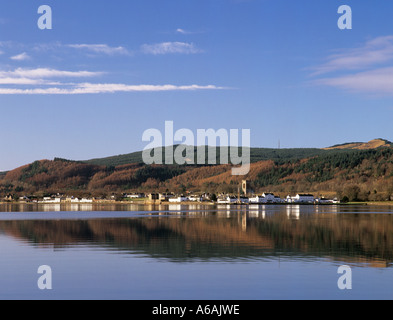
176,28,188,34
0,68,103,79
175,28,205,35
0,78,60,85
4,41,203,60
10,52,31,61
310,36,393,95
73,83,223,94
0,67,224,94
314,67,393,95
0,83,225,95
311,36,393,75
67,44,131,56
141,42,202,55
0,67,102,86
176,28,193,35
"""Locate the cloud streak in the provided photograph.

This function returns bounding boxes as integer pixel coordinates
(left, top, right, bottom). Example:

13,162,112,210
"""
0,67,224,94
67,44,131,56
0,67,103,79
311,36,393,75
10,52,31,61
0,83,225,95
314,67,393,95
310,36,393,95
141,42,202,55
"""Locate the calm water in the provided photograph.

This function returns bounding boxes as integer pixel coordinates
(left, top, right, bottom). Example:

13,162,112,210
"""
1,203,393,300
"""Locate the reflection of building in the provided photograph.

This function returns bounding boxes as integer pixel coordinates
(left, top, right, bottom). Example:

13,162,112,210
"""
71,198,93,203
242,213,247,231
41,204,61,212
286,205,300,219
248,205,266,218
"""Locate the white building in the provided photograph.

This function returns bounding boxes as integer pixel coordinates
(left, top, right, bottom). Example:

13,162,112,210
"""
188,195,202,202
249,195,267,204
217,196,238,204
286,194,315,203
39,197,62,204
79,198,93,203
262,193,276,203
274,196,283,203
316,197,334,204
125,193,144,199
169,196,189,203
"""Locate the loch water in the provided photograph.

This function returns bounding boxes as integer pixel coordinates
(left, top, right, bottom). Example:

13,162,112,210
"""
1,203,393,300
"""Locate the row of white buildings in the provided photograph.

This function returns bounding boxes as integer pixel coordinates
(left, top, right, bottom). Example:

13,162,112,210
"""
37,197,93,204
168,192,339,204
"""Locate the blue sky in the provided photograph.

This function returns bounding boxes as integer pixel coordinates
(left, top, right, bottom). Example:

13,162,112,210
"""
1,0,393,171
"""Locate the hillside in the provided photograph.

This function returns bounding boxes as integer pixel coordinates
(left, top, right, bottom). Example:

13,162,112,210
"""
83,145,328,167
1,139,393,202
324,138,392,150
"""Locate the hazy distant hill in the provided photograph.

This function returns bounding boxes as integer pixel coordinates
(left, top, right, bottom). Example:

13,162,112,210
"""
1,139,393,202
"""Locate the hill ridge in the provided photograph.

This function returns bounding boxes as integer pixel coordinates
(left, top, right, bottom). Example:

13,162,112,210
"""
324,138,392,151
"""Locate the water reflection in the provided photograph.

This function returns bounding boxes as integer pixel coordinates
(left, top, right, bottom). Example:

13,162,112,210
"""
286,205,300,219
0,204,393,267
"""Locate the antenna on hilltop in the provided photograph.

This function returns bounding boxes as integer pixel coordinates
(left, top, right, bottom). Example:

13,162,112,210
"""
278,139,281,149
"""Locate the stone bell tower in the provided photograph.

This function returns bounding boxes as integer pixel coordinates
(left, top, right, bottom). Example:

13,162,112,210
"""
242,180,249,196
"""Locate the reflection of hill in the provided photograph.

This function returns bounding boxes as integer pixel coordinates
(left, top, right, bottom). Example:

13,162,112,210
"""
2,209,393,266
262,212,393,266
0,214,274,260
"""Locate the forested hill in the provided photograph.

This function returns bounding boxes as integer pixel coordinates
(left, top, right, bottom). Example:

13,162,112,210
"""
83,138,392,167
1,139,393,202
83,146,328,167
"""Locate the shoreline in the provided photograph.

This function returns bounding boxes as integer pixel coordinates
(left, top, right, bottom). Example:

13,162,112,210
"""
1,200,393,206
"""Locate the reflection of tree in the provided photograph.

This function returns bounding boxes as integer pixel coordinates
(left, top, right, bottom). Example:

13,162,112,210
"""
1,210,393,266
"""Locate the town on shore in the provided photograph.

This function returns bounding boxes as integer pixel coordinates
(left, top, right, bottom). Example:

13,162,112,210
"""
1,192,340,205
2,180,340,205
